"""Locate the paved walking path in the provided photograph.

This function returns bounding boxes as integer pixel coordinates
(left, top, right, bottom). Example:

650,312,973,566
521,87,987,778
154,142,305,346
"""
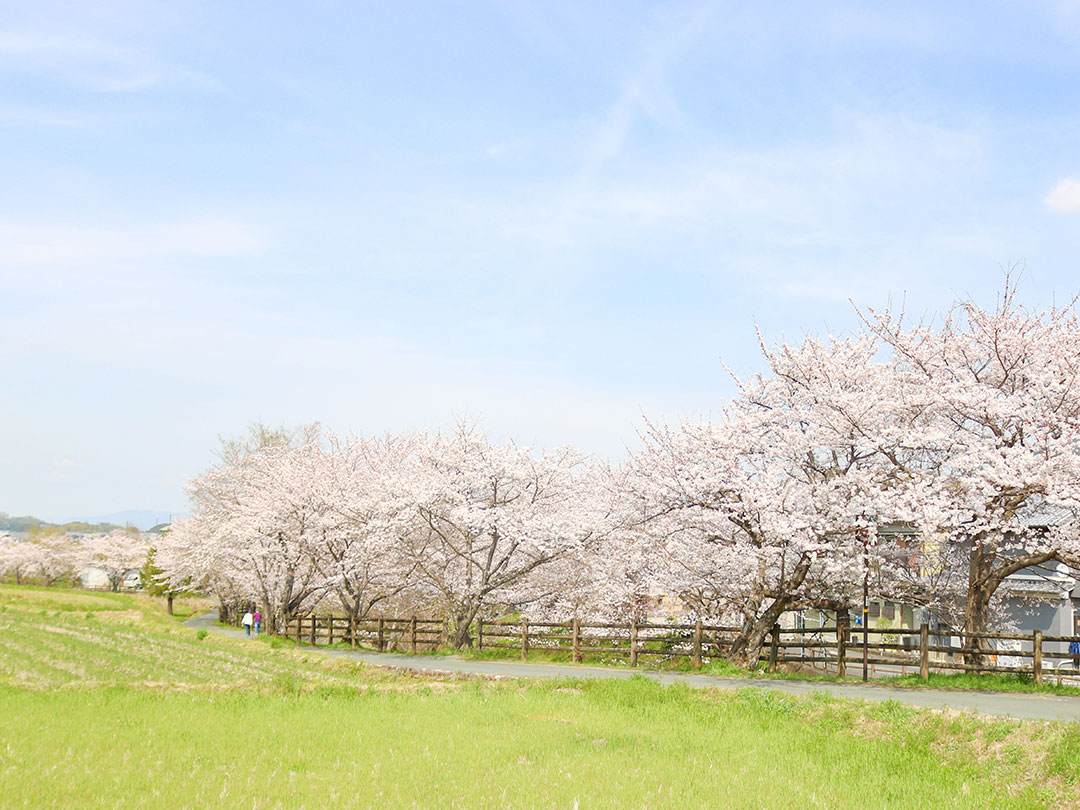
185,610,1080,722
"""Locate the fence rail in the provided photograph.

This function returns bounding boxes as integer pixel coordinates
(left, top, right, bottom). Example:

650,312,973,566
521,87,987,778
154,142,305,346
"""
765,624,1080,684
270,614,1080,683
280,616,443,653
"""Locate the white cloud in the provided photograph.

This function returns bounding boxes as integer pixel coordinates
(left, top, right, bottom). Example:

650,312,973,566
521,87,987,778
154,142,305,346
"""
574,2,713,174
1044,178,1080,213
0,103,106,129
0,218,270,271
0,30,213,93
440,111,992,271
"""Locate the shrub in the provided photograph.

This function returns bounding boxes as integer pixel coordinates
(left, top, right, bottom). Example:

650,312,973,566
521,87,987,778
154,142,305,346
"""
196,629,208,641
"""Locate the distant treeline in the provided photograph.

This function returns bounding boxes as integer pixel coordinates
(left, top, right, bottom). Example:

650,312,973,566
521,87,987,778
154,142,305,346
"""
0,512,121,534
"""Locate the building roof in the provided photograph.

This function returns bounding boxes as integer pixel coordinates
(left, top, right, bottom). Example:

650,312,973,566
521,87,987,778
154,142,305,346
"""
1018,501,1078,529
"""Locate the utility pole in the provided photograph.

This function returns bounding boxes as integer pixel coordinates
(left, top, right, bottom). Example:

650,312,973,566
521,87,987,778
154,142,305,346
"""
862,536,869,682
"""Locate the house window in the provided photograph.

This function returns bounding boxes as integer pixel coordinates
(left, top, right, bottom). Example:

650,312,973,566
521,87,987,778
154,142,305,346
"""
882,602,896,620
869,601,881,619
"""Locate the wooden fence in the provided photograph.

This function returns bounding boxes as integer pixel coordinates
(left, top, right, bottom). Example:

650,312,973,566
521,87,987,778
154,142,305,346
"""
281,615,444,653
475,618,735,668
771,624,1080,684
279,616,737,664
275,615,1080,683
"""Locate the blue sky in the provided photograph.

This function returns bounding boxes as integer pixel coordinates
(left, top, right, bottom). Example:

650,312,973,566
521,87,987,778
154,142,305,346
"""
3,1,1080,520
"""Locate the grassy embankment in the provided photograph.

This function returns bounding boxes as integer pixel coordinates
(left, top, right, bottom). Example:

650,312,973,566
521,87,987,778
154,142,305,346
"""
2,584,1080,809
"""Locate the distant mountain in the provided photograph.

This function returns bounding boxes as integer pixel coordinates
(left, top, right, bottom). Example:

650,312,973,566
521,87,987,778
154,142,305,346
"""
0,512,120,534
81,511,184,531
2,509,188,533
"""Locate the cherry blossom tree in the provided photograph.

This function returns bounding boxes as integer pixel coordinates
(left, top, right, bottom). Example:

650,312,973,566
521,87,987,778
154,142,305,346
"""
626,332,910,666
196,426,328,633
383,424,602,649
158,424,327,631
302,433,418,635
156,512,248,624
84,528,150,592
241,439,332,632
862,281,1080,662
166,423,605,644
29,531,80,586
525,465,658,624
0,535,38,584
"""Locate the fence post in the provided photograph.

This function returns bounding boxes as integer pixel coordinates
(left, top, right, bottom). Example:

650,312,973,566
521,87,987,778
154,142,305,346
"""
919,622,930,681
572,618,582,663
328,616,334,646
768,625,780,673
476,618,483,653
377,618,385,652
310,616,316,646
693,620,703,670
1033,629,1043,686
521,617,529,661
410,616,417,654
630,622,639,667
295,617,301,643
837,615,848,678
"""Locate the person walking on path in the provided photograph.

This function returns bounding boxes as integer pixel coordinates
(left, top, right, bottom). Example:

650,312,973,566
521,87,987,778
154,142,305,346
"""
241,609,254,637
253,609,262,636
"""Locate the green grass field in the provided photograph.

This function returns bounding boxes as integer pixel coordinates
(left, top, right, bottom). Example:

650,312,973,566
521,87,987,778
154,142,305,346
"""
2,585,1080,809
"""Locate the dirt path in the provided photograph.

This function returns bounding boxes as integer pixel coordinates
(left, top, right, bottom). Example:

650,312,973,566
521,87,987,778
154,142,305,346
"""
185,610,1080,722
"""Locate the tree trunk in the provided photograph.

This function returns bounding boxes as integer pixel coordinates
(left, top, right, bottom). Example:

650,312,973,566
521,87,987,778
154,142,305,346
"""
962,584,993,671
728,596,790,669
167,594,174,615
962,541,992,670
962,541,1058,672
727,555,811,669
450,603,481,650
